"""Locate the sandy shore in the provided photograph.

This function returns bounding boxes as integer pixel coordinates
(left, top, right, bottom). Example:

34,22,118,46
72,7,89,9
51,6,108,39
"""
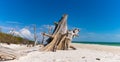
2,43,120,62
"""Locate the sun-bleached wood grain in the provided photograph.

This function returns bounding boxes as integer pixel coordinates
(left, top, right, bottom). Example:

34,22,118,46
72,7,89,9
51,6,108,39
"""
41,14,69,51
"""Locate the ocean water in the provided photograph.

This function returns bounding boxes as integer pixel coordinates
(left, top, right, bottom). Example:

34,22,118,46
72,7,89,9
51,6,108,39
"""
73,41,120,46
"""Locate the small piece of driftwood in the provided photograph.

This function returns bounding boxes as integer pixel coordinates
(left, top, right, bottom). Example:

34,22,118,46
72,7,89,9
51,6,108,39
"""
0,46,19,61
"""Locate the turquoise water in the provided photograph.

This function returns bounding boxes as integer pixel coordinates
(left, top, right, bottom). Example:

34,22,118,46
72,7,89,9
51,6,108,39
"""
73,41,120,46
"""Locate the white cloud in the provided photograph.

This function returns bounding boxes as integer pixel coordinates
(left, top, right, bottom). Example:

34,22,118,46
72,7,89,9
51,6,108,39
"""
42,25,55,29
8,30,21,36
20,28,34,40
1,24,55,42
4,24,120,42
6,24,55,42
6,21,22,24
0,26,11,30
68,25,82,30
8,28,34,40
39,24,55,34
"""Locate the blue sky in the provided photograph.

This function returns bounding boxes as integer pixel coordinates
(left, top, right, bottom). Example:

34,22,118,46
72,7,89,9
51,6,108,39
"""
0,0,120,42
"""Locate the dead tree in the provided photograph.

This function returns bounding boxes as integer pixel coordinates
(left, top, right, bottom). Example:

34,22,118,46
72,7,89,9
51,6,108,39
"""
41,14,69,51
33,24,37,46
41,14,80,52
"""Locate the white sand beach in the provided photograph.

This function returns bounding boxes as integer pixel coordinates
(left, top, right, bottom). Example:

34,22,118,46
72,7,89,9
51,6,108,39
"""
2,43,120,62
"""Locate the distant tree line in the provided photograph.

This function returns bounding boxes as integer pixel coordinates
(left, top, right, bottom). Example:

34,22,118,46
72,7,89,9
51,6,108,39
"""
0,32,34,45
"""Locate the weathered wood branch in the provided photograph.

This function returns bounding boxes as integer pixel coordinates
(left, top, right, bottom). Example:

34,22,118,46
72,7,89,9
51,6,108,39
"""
42,33,53,38
0,46,20,61
41,14,69,51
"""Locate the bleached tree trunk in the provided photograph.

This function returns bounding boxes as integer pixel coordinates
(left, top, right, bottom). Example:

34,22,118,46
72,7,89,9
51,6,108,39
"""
41,14,68,51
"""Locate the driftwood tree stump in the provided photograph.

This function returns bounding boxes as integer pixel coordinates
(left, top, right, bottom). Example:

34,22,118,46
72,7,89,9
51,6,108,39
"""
41,14,78,52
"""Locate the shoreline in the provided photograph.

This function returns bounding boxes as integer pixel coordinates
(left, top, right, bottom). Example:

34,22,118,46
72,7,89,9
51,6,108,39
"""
73,42,120,46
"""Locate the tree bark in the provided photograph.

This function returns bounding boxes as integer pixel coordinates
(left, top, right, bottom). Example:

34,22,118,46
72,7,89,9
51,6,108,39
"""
41,14,68,51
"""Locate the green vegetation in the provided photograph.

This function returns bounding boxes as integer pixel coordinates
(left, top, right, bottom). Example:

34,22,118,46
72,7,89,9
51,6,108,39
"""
0,32,34,44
